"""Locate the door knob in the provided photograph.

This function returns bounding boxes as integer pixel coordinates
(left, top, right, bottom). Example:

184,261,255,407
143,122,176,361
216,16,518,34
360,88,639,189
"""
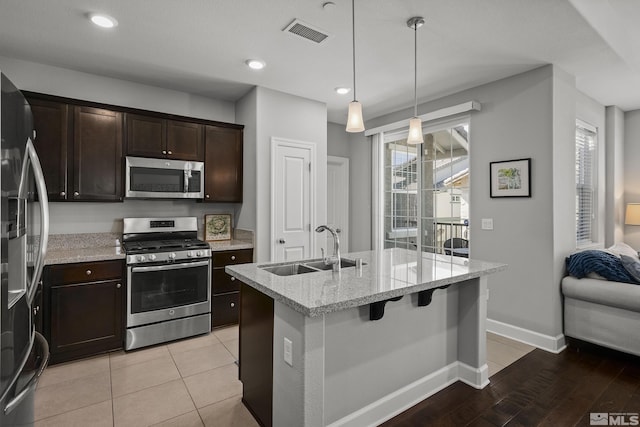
278,238,286,244
336,228,342,234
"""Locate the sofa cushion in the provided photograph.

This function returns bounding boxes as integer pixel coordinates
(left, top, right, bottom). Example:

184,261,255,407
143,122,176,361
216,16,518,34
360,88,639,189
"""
562,276,640,312
607,242,639,261
566,250,638,284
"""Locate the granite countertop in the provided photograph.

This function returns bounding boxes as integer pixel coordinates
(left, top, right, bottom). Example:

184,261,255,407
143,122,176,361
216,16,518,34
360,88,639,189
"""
43,232,254,265
226,248,507,317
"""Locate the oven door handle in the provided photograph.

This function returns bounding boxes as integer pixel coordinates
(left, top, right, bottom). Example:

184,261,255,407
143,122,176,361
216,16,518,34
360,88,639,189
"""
131,260,210,273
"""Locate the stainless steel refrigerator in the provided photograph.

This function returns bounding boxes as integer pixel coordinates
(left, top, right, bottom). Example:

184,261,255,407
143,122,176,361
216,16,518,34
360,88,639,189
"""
0,72,50,426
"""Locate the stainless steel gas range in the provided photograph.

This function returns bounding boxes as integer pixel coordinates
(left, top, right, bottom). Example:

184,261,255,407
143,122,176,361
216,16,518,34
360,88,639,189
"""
122,217,211,350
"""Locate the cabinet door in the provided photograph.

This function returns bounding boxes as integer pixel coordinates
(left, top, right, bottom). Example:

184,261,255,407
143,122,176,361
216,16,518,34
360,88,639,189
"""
167,120,203,161
204,126,243,202
28,98,69,200
126,114,166,158
50,279,123,364
73,106,123,201
211,292,239,328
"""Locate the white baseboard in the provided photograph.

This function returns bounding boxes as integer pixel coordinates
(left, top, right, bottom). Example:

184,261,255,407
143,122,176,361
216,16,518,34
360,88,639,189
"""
487,318,567,354
326,361,489,427
458,362,489,389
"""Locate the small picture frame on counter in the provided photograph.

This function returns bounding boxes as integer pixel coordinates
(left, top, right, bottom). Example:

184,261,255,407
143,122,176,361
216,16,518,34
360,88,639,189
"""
205,214,232,241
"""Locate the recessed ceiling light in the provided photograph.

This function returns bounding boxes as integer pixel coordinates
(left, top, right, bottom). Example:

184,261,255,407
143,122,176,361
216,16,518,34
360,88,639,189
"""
245,59,266,70
335,87,351,95
89,13,118,28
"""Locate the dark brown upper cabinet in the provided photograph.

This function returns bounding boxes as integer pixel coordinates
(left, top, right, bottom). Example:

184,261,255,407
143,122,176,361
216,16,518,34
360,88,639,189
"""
126,114,204,161
27,96,123,202
204,125,243,202
28,98,70,201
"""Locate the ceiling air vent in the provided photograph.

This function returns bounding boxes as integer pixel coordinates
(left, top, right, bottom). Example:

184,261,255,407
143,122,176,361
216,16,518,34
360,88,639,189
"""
283,19,330,44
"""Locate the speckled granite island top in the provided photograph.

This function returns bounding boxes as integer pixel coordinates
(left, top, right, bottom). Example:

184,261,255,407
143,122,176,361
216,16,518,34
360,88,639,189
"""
226,247,506,316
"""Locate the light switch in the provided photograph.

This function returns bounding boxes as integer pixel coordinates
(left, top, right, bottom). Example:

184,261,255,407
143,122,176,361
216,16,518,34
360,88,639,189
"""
284,337,293,366
481,218,494,230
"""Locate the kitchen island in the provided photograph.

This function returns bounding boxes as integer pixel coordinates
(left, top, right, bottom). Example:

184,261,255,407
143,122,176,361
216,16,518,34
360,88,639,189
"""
226,248,506,427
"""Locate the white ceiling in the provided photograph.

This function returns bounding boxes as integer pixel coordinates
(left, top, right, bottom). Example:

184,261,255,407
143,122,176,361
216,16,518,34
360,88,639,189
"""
1,0,639,124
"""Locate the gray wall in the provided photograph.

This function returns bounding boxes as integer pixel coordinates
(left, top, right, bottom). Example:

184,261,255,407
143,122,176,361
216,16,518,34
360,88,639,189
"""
0,55,239,234
239,87,327,262
366,65,579,340
236,88,258,238
605,106,625,246
327,123,372,252
624,110,640,247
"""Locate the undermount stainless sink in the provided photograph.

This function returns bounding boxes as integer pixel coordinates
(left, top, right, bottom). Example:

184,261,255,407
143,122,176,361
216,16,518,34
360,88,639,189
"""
303,258,358,271
260,258,365,276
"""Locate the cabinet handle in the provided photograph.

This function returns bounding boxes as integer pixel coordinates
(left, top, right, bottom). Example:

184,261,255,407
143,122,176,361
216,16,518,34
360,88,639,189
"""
33,306,40,316
230,302,235,308
162,150,167,155
116,283,121,289
230,277,235,281
86,269,92,276
60,191,66,197
231,255,236,261
167,150,173,155
206,194,210,199
74,191,79,197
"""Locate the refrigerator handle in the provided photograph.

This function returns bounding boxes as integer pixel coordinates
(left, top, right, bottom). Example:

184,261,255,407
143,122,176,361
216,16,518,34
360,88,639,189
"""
26,138,49,303
3,332,50,415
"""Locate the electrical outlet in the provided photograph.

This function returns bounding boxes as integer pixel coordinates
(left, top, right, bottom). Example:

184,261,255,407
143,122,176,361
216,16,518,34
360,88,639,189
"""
284,337,293,366
481,218,494,230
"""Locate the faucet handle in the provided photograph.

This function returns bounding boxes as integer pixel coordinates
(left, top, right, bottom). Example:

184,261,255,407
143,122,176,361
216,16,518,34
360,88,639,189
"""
321,248,325,259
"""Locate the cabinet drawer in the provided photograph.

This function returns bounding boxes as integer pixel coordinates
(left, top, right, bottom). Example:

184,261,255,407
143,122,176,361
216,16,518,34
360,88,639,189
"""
213,269,240,294
212,292,239,328
212,249,253,268
48,260,123,284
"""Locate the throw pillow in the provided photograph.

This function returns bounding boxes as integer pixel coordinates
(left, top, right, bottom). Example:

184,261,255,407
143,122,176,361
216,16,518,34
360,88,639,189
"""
620,255,640,283
607,242,639,261
566,250,638,284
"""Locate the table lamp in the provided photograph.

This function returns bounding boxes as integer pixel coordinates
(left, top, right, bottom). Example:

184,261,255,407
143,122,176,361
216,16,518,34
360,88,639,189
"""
625,203,640,225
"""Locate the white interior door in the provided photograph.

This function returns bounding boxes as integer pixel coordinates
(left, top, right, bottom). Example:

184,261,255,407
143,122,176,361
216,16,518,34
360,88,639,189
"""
327,156,349,253
272,139,315,262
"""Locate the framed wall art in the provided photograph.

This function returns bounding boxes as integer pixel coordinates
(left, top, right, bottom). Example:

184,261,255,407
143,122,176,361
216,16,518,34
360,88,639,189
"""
205,214,232,241
490,158,531,198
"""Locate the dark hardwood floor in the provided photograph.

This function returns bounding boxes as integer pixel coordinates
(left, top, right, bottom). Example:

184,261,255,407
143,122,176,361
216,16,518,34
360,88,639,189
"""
381,340,640,427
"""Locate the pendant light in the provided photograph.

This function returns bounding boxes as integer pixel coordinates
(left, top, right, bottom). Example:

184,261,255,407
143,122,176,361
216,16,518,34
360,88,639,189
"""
346,0,365,132
407,16,425,145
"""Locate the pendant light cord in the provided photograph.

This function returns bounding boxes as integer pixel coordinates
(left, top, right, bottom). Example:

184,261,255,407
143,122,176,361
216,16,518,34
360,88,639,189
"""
352,0,357,102
413,21,417,117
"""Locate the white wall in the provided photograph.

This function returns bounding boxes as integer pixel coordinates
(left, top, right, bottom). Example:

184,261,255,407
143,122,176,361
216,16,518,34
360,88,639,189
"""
243,87,327,262
605,106,625,246
624,110,640,247
327,122,372,252
0,56,240,235
366,65,578,345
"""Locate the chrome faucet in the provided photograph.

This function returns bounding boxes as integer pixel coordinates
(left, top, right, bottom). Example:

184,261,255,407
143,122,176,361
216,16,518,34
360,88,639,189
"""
315,225,341,273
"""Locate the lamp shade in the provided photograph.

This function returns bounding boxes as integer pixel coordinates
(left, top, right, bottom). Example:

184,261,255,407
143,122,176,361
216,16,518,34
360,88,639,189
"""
625,203,640,225
407,117,423,144
346,101,365,132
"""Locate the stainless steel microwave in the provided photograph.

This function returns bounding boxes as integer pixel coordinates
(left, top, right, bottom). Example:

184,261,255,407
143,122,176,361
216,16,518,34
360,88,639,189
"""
125,156,204,199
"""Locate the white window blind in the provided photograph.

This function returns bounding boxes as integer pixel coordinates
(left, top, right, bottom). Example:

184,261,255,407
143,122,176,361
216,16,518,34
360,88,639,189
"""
575,120,597,247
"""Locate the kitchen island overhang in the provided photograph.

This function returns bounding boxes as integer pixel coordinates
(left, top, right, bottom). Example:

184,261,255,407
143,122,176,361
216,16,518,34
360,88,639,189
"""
227,248,507,427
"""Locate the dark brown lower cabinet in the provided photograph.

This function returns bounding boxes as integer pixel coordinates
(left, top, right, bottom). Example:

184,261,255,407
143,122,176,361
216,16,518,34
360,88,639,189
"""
211,249,253,328
239,282,274,427
44,260,125,364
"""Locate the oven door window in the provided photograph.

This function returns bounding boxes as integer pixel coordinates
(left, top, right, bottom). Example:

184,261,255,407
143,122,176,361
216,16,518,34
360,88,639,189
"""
129,167,201,193
130,262,208,313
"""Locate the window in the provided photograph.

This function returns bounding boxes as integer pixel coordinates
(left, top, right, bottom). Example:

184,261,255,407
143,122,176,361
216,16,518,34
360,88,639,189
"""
380,120,470,252
575,120,597,247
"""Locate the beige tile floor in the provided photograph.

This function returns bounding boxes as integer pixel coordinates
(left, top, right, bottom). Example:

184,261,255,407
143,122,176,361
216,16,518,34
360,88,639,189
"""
33,327,533,426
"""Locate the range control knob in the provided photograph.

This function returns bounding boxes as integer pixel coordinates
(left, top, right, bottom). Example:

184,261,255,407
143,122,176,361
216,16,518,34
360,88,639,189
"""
187,251,194,258
149,254,157,261
136,255,146,263
168,252,177,260
196,250,203,257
